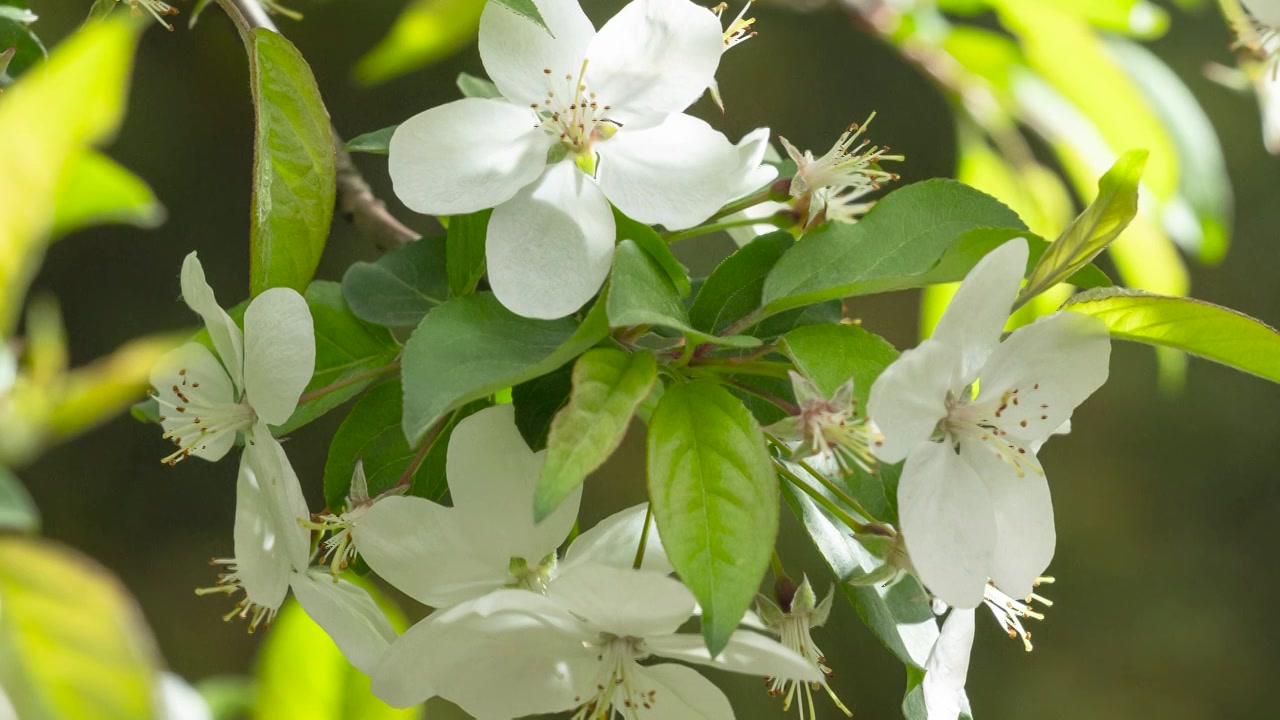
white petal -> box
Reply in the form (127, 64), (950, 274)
(726, 127), (779, 202)
(487, 160), (615, 319)
(866, 340), (960, 464)
(963, 444), (1055, 600)
(389, 99), (554, 216)
(1258, 57), (1280, 154)
(151, 343), (237, 462)
(561, 503), (672, 574)
(156, 673), (211, 720)
(929, 238), (1027, 382)
(647, 630), (821, 682)
(180, 252), (244, 389)
(631, 663), (734, 720)
(1245, 0), (1280, 27)
(923, 609), (975, 720)
(353, 496), (508, 608)
(725, 201), (788, 247)
(232, 441), (300, 611)
(447, 404), (582, 562)
(244, 431), (312, 572)
(370, 590), (588, 712)
(546, 565), (694, 637)
(976, 311), (1110, 447)
(242, 287), (314, 427)
(585, 0), (723, 118)
(479, 0), (596, 107)
(290, 569), (398, 675)
(595, 114), (743, 230)
(898, 440), (994, 609)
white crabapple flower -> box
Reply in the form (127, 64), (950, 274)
(350, 404), (670, 609)
(766, 371), (881, 476)
(707, 0), (759, 111)
(389, 0), (775, 320)
(301, 460), (407, 578)
(866, 238), (1110, 608)
(755, 575), (851, 719)
(149, 253), (315, 466)
(779, 115), (903, 229)
(372, 567), (821, 718)
(117, 0), (179, 30)
(1241, 1), (1280, 152)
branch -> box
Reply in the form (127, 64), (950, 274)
(216, 0), (422, 250)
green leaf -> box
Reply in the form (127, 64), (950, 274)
(247, 28), (336, 297)
(275, 282), (401, 435)
(355, 0), (485, 85)
(781, 486), (938, 669)
(344, 126), (397, 155)
(609, 240), (759, 348)
(0, 466), (37, 533)
(457, 71), (501, 99)
(446, 209), (490, 298)
(615, 209), (690, 298)
(914, 227), (1111, 294)
(253, 593), (414, 720)
(782, 324), (899, 401)
(0, 537), (161, 720)
(0, 19), (140, 334)
(760, 180), (1025, 315)
(490, 0), (549, 33)
(1062, 288), (1280, 383)
(534, 349), (657, 521)
(689, 231), (794, 335)
(512, 364), (574, 452)
(342, 238), (449, 327)
(323, 380), (451, 513)
(1018, 150), (1146, 305)
(50, 151), (164, 239)
(646, 381), (777, 655)
(401, 292), (608, 445)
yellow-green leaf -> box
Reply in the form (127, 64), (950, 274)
(355, 0), (483, 84)
(51, 150), (164, 239)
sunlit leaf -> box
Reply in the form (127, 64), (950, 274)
(355, 0), (484, 84)
(50, 151), (164, 239)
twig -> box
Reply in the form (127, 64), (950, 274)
(217, 0), (421, 250)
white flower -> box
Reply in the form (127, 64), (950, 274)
(117, 0), (179, 30)
(371, 568), (821, 717)
(707, 1), (759, 111)
(290, 567), (399, 675)
(756, 575), (851, 718)
(1243, 1), (1280, 152)
(149, 252), (315, 465)
(155, 673), (211, 720)
(866, 238), (1110, 608)
(388, 0), (773, 319)
(779, 115), (902, 228)
(767, 371), (880, 476)
(303, 461), (406, 577)
(352, 404), (669, 608)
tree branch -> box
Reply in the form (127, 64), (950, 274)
(216, 0), (422, 250)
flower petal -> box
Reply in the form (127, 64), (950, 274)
(1258, 56), (1280, 154)
(1246, 0), (1280, 27)
(585, 0), (722, 118)
(354, 496), (507, 608)
(595, 114), (744, 230)
(726, 127), (779, 202)
(546, 564), (694, 637)
(156, 673), (211, 720)
(923, 609), (975, 720)
(976, 311), (1110, 447)
(963, 444), (1055, 600)
(245, 431), (312, 572)
(151, 343), (238, 462)
(232, 436), (307, 611)
(631, 663), (734, 720)
(180, 252), (244, 389)
(389, 98), (554, 216)
(929, 238), (1028, 382)
(487, 160), (615, 319)
(241, 287), (314, 427)
(447, 404), (582, 562)
(290, 569), (397, 675)
(370, 590), (588, 712)
(898, 440), (994, 609)
(866, 339), (960, 464)
(479, 0), (596, 107)
(647, 630), (821, 682)
(562, 503), (672, 574)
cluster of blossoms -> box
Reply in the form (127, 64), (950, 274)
(1240, 1), (1280, 151)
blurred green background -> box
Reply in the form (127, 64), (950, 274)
(18, 1), (1280, 718)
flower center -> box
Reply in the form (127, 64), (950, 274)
(122, 0), (179, 30)
(152, 365), (255, 466)
(941, 382), (1054, 478)
(302, 505), (369, 578)
(532, 61), (616, 166)
(571, 635), (657, 720)
(767, 615), (851, 719)
(194, 557), (278, 633)
(981, 577), (1054, 651)
(792, 114), (902, 199)
(800, 401), (880, 475)
(508, 554), (557, 594)
(715, 1), (758, 50)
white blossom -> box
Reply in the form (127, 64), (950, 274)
(388, 0), (774, 319)
(867, 239), (1110, 607)
(756, 575), (851, 718)
(150, 253), (314, 465)
(779, 115), (902, 228)
(767, 371), (880, 476)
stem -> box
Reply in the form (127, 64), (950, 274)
(774, 457), (870, 534)
(720, 377), (800, 415)
(661, 216), (783, 244)
(718, 308), (766, 338)
(632, 504), (654, 569)
(795, 457), (881, 525)
(688, 359), (792, 379)
(216, 0), (421, 250)
(297, 361), (398, 405)
(710, 188), (776, 222)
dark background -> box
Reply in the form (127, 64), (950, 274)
(19, 1), (1280, 718)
